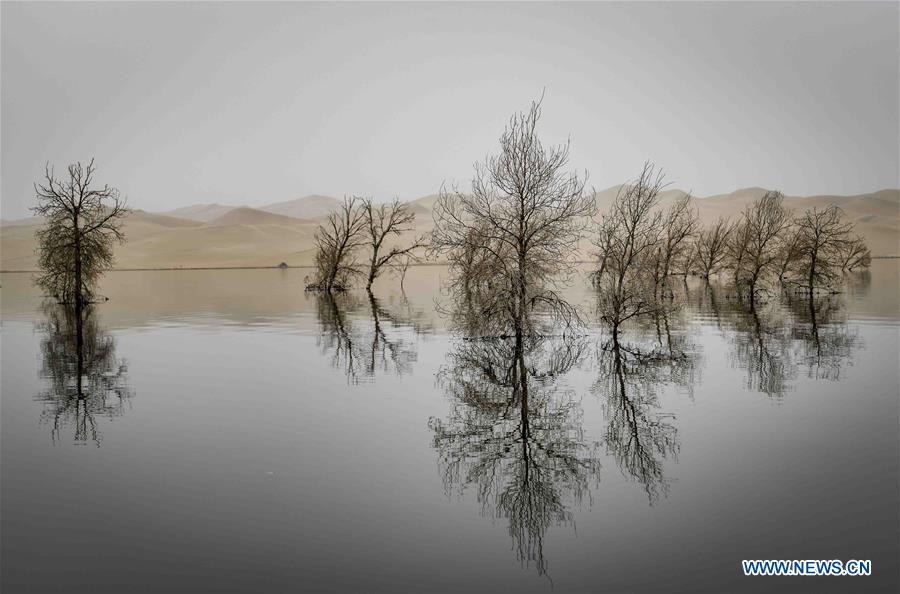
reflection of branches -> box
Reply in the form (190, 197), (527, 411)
(731, 300), (794, 398)
(35, 303), (132, 446)
(314, 292), (423, 382)
(315, 292), (365, 381)
(649, 309), (701, 397)
(594, 336), (685, 503)
(786, 294), (860, 381)
(695, 283), (861, 398)
(429, 331), (599, 577)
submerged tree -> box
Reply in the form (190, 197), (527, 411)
(32, 160), (128, 307)
(839, 235), (872, 272)
(361, 198), (427, 291)
(694, 217), (734, 280)
(312, 196), (368, 292)
(432, 97), (594, 337)
(790, 205), (854, 294)
(775, 226), (804, 283)
(729, 190), (792, 305)
(653, 193), (698, 285)
(593, 162), (666, 337)
(780, 204), (872, 291)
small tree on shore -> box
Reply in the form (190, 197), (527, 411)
(312, 196), (367, 292)
(32, 160), (127, 307)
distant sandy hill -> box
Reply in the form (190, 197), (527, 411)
(162, 203), (238, 222)
(129, 210), (204, 228)
(2, 187), (897, 271)
(260, 195), (341, 220)
(207, 207), (310, 226)
(0, 215), (43, 227)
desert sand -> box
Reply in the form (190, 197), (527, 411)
(2, 189), (897, 271)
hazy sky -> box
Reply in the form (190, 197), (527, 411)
(2, 1), (898, 218)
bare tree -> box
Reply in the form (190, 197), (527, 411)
(312, 196), (367, 292)
(695, 217), (733, 280)
(730, 190), (792, 305)
(593, 162), (666, 337)
(726, 215), (753, 288)
(431, 97), (594, 337)
(653, 193), (698, 285)
(32, 160), (128, 308)
(791, 205), (853, 293)
(392, 253), (414, 292)
(839, 234), (871, 272)
(362, 198), (427, 291)
(776, 224), (803, 283)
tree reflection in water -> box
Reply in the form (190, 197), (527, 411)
(36, 303), (132, 446)
(787, 293), (860, 381)
(696, 281), (861, 398)
(594, 330), (692, 504)
(429, 331), (600, 576)
(314, 291), (428, 382)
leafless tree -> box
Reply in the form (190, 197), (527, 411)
(431, 97), (594, 337)
(839, 234), (871, 272)
(791, 205), (853, 294)
(32, 160), (128, 308)
(312, 196), (367, 292)
(653, 193), (698, 285)
(362, 197), (427, 291)
(593, 162), (666, 337)
(392, 254), (414, 292)
(730, 190), (792, 306)
(694, 217), (733, 280)
(776, 224), (804, 283)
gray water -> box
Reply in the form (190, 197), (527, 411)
(2, 262), (898, 593)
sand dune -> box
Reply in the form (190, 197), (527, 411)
(207, 206), (311, 227)
(161, 203), (239, 222)
(2, 187), (897, 271)
(260, 195), (342, 219)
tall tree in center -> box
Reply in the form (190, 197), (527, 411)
(431, 98), (595, 337)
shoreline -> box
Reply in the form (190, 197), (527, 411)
(2, 256), (898, 275)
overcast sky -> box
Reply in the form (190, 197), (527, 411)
(2, 1), (898, 218)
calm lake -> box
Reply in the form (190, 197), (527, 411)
(2, 262), (898, 593)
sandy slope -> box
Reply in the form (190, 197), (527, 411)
(2, 188), (897, 271)
(162, 203), (238, 222)
(260, 195), (342, 219)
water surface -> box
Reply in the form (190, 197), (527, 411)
(2, 263), (898, 593)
